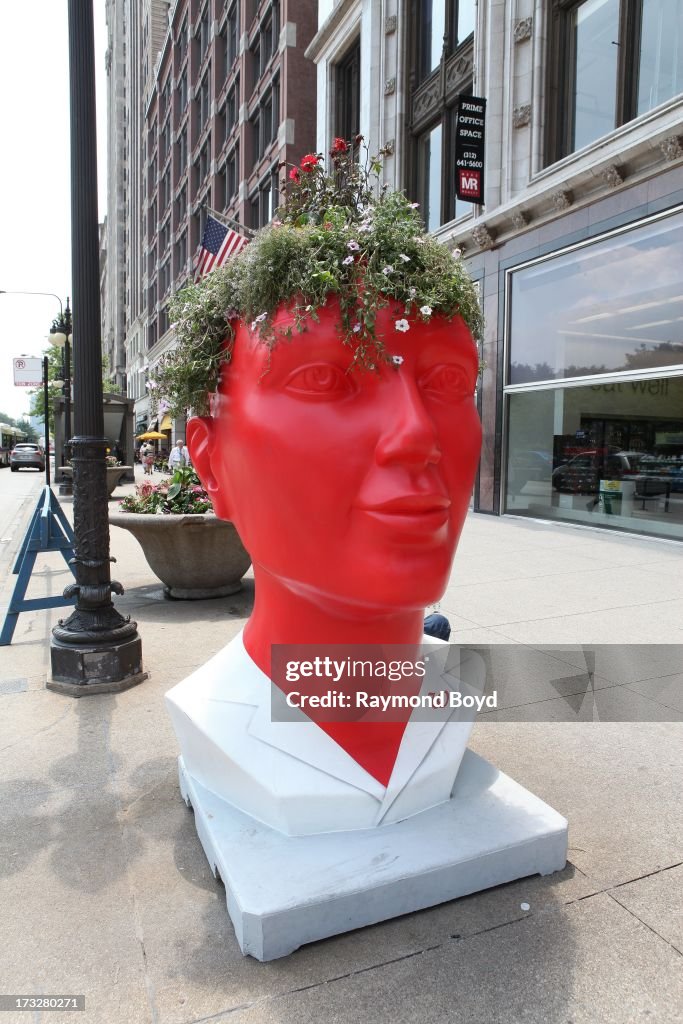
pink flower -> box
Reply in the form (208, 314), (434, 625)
(300, 153), (319, 172)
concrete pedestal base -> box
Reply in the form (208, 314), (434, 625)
(178, 750), (568, 961)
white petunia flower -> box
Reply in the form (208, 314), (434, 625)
(342, 255), (355, 265)
(383, 265), (394, 275)
(255, 312), (268, 322)
(453, 248), (462, 258)
(392, 355), (405, 365)
(419, 305), (433, 317)
(409, 287), (417, 298)
(394, 320), (410, 333)
(347, 240), (360, 251)
(398, 254), (410, 263)
(352, 322), (361, 333)
(409, 202), (420, 209)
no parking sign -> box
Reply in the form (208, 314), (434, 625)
(12, 356), (42, 387)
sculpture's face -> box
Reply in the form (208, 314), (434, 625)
(189, 301), (481, 612)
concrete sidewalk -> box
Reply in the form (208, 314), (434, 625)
(1, 470), (682, 1024)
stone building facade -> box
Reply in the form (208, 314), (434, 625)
(307, 0), (683, 542)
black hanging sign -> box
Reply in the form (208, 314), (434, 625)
(454, 95), (486, 203)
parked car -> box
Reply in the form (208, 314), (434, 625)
(551, 450), (635, 494)
(10, 443), (46, 472)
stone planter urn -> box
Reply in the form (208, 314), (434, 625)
(61, 465), (132, 497)
(109, 512), (251, 599)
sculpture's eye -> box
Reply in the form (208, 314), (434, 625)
(284, 363), (354, 399)
(419, 364), (474, 399)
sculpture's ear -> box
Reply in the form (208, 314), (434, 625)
(186, 416), (232, 519)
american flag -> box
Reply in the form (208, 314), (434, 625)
(194, 213), (249, 280)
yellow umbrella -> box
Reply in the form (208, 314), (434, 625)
(136, 431), (167, 441)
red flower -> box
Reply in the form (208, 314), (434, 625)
(300, 153), (320, 172)
(330, 137), (348, 154)
(289, 167), (300, 183)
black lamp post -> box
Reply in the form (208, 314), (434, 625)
(48, 0), (145, 696)
(49, 298), (73, 495)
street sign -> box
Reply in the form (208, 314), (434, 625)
(454, 95), (486, 204)
(12, 357), (43, 387)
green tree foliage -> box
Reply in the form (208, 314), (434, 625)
(0, 411), (37, 442)
(29, 348), (121, 432)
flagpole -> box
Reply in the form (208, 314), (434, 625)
(201, 203), (257, 239)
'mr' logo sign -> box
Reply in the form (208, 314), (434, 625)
(458, 169), (481, 198)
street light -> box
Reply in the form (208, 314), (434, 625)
(47, 0), (145, 695)
(49, 299), (73, 495)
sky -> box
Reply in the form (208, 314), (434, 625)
(0, 1), (107, 422)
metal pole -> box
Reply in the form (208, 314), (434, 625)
(49, 0), (145, 696)
(58, 299), (73, 496)
(43, 356), (51, 487)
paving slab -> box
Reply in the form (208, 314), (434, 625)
(469, 722), (683, 887)
(209, 893), (683, 1024)
(610, 863), (683, 955)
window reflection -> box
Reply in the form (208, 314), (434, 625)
(571, 0), (619, 151)
(420, 0), (446, 77)
(509, 212), (683, 385)
(419, 124), (443, 232)
(506, 378), (683, 540)
(638, 0), (683, 114)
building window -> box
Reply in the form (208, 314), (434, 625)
(176, 184), (187, 222)
(198, 135), (212, 184)
(225, 3), (239, 70)
(160, 167), (171, 210)
(178, 16), (188, 60)
(178, 70), (188, 114)
(417, 124), (442, 233)
(504, 209), (683, 542)
(225, 145), (239, 203)
(160, 118), (171, 164)
(250, 166), (279, 229)
(159, 259), (171, 299)
(177, 128), (188, 176)
(198, 69), (211, 132)
(547, 0), (683, 163)
(159, 217), (171, 255)
(176, 230), (188, 277)
(160, 76), (171, 118)
(418, 0), (475, 80)
(226, 76), (240, 134)
(335, 37), (360, 142)
(198, 4), (210, 64)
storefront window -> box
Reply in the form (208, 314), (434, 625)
(509, 211), (683, 385)
(506, 209), (683, 540)
(505, 377), (683, 540)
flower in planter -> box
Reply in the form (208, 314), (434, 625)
(151, 140), (483, 417)
(119, 467), (213, 515)
(300, 153), (320, 173)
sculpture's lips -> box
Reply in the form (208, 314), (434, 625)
(359, 495), (451, 514)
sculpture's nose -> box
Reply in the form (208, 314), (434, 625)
(375, 375), (441, 468)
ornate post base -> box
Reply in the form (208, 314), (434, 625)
(47, 435), (146, 696)
(48, 634), (146, 696)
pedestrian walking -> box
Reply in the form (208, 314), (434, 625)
(140, 441), (155, 475)
(168, 439), (190, 473)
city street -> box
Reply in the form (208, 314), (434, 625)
(0, 468), (681, 1023)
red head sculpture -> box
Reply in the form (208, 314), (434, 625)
(188, 299), (482, 783)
